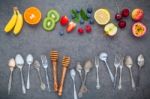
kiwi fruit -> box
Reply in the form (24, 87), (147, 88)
(47, 9), (60, 23)
(43, 17), (56, 31)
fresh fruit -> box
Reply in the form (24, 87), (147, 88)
(66, 21), (76, 33)
(118, 20), (126, 28)
(47, 9), (60, 22)
(24, 6), (41, 25)
(104, 23), (118, 36)
(87, 13), (92, 18)
(115, 13), (122, 21)
(80, 9), (89, 21)
(121, 8), (130, 17)
(85, 25), (92, 33)
(4, 7), (18, 33)
(132, 8), (144, 21)
(132, 22), (146, 37)
(87, 7), (93, 13)
(78, 27), (84, 35)
(59, 31), (64, 36)
(94, 9), (110, 25)
(60, 16), (69, 26)
(43, 17), (55, 31)
(89, 19), (94, 24)
(13, 8), (23, 35)
(76, 9), (80, 13)
(80, 19), (84, 24)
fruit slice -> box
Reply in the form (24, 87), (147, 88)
(132, 22), (146, 37)
(94, 9), (110, 25)
(47, 9), (60, 22)
(24, 6), (41, 25)
(104, 23), (118, 36)
(66, 21), (76, 33)
(43, 17), (55, 31)
(60, 16), (69, 26)
(132, 8), (144, 21)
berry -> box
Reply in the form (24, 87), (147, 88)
(78, 27), (84, 35)
(87, 13), (92, 18)
(118, 20), (126, 28)
(115, 13), (122, 21)
(87, 7), (93, 13)
(121, 8), (130, 17)
(76, 9), (80, 13)
(59, 31), (64, 36)
(89, 19), (94, 24)
(80, 19), (84, 24)
(85, 25), (92, 33)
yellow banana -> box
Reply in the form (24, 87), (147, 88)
(4, 7), (17, 33)
(13, 9), (23, 35)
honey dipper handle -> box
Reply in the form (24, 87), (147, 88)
(58, 67), (67, 96)
(53, 62), (58, 92)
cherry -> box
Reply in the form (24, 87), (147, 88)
(85, 25), (92, 33)
(115, 13), (122, 21)
(121, 8), (130, 17)
(118, 20), (126, 28)
(78, 27), (84, 35)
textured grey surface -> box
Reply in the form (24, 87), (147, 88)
(0, 0), (150, 99)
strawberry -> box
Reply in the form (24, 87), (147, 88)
(60, 16), (69, 26)
(66, 21), (76, 33)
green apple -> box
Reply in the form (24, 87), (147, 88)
(104, 23), (118, 36)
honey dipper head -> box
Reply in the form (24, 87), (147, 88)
(50, 50), (59, 61)
(62, 56), (71, 68)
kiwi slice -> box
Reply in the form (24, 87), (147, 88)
(47, 9), (60, 23)
(43, 17), (55, 31)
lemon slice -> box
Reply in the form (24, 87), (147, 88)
(94, 9), (110, 25)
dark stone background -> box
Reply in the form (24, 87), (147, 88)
(0, 0), (150, 99)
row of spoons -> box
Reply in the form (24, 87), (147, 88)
(8, 54), (51, 95)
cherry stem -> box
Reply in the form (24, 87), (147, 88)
(115, 0), (120, 13)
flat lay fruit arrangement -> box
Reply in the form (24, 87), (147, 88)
(1, 0), (149, 99)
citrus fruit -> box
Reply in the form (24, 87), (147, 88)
(94, 9), (110, 25)
(24, 6), (41, 25)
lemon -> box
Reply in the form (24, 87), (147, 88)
(94, 9), (110, 25)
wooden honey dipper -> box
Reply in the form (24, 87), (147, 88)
(50, 50), (59, 92)
(58, 56), (71, 96)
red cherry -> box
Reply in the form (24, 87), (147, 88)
(85, 25), (92, 33)
(118, 20), (126, 28)
(121, 8), (130, 17)
(60, 16), (69, 26)
(115, 13), (122, 21)
(78, 27), (84, 35)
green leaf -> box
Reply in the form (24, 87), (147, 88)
(71, 9), (79, 22)
(80, 9), (88, 21)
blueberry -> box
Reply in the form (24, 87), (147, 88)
(89, 19), (94, 24)
(59, 31), (64, 36)
(87, 7), (93, 13)
(87, 13), (92, 18)
(80, 19), (84, 24)
(76, 8), (80, 13)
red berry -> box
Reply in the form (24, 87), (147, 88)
(78, 27), (84, 35)
(121, 8), (130, 17)
(118, 20), (126, 28)
(85, 25), (92, 33)
(60, 16), (69, 26)
(115, 13), (122, 21)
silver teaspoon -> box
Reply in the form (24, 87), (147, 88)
(137, 54), (144, 87)
(95, 56), (100, 89)
(99, 52), (114, 83)
(26, 54), (33, 89)
(8, 58), (16, 95)
(15, 54), (26, 94)
(118, 57), (124, 90)
(70, 69), (78, 99)
(33, 60), (46, 91)
(76, 62), (83, 81)
(125, 56), (136, 90)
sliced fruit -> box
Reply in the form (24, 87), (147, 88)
(85, 25), (92, 33)
(104, 23), (118, 36)
(132, 8), (144, 21)
(115, 13), (122, 21)
(47, 9), (60, 22)
(60, 16), (69, 26)
(43, 17), (55, 31)
(132, 22), (146, 37)
(66, 21), (76, 33)
(24, 6), (41, 25)
(118, 20), (126, 29)
(94, 9), (110, 25)
(121, 8), (130, 17)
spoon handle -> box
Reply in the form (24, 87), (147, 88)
(136, 67), (141, 87)
(20, 69), (26, 94)
(96, 67), (100, 89)
(45, 69), (51, 92)
(8, 70), (13, 95)
(37, 69), (46, 90)
(73, 79), (78, 99)
(129, 68), (136, 90)
(118, 67), (122, 90)
(26, 64), (30, 89)
(114, 67), (118, 88)
(105, 61), (114, 83)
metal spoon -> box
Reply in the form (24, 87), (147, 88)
(99, 52), (114, 83)
(26, 54), (33, 89)
(70, 69), (78, 99)
(78, 60), (93, 98)
(95, 56), (100, 89)
(33, 60), (46, 91)
(76, 62), (83, 80)
(114, 55), (120, 88)
(118, 57), (124, 90)
(8, 58), (16, 95)
(15, 54), (26, 94)
(137, 54), (144, 87)
(125, 56), (136, 90)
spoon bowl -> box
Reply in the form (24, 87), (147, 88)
(26, 54), (33, 65)
(70, 69), (76, 79)
(137, 54), (144, 68)
(125, 56), (133, 68)
(15, 54), (24, 69)
(99, 52), (108, 62)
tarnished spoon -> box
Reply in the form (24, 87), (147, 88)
(76, 62), (83, 80)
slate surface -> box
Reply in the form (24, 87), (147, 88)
(0, 0), (150, 99)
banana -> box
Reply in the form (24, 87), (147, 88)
(13, 9), (23, 36)
(4, 7), (17, 33)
